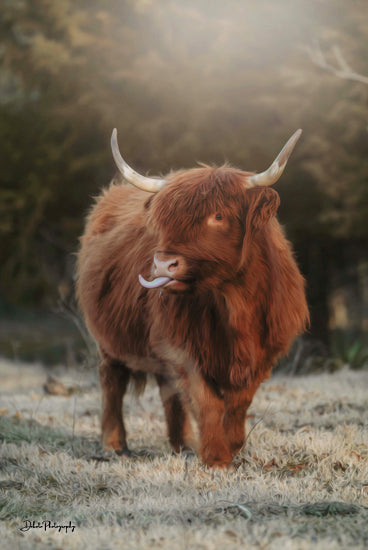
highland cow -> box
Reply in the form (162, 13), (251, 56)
(76, 129), (309, 468)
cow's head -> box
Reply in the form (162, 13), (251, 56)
(111, 129), (301, 293)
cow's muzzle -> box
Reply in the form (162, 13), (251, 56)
(138, 254), (186, 290)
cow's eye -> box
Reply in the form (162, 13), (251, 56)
(215, 213), (223, 221)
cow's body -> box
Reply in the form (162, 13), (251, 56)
(77, 134), (309, 468)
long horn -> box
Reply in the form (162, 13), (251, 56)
(111, 128), (167, 193)
(246, 129), (302, 188)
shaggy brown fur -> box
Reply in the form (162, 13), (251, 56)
(76, 165), (309, 467)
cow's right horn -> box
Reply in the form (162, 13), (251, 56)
(246, 129), (302, 188)
(111, 129), (167, 193)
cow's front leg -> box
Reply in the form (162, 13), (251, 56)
(155, 374), (196, 453)
(222, 385), (259, 457)
(186, 373), (232, 468)
(99, 356), (130, 455)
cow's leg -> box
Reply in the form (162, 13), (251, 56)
(155, 374), (196, 453)
(99, 356), (130, 455)
(185, 373), (232, 468)
(222, 385), (259, 457)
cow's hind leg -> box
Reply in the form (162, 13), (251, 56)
(99, 356), (130, 455)
(155, 374), (196, 454)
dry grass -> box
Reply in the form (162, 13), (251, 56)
(0, 359), (367, 549)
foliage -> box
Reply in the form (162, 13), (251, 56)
(331, 330), (368, 369)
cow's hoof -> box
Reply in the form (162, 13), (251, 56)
(115, 447), (133, 458)
(201, 442), (233, 469)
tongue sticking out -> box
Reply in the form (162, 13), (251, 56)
(138, 274), (172, 289)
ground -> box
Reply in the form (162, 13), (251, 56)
(0, 359), (367, 550)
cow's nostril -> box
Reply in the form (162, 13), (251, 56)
(153, 255), (180, 276)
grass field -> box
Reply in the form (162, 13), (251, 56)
(0, 359), (367, 549)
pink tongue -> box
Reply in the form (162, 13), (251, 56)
(138, 274), (172, 289)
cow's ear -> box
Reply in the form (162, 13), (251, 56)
(240, 187), (280, 267)
(245, 187), (280, 234)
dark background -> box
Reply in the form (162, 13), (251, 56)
(1, 0), (368, 367)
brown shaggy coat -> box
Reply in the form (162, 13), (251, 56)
(76, 165), (309, 467)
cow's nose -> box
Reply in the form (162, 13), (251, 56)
(153, 254), (180, 277)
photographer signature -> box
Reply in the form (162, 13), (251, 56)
(19, 520), (76, 534)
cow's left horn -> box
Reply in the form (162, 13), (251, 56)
(111, 129), (167, 193)
(247, 129), (302, 188)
